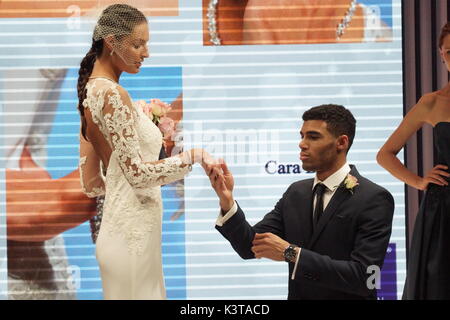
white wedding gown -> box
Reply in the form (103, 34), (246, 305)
(78, 77), (191, 299)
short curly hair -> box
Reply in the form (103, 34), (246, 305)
(302, 104), (356, 152)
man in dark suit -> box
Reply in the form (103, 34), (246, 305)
(206, 104), (395, 300)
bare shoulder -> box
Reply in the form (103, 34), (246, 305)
(417, 92), (438, 109)
(408, 92), (438, 119)
(406, 91), (450, 126)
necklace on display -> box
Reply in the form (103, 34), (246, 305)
(207, 0), (358, 45)
(336, 0), (358, 40)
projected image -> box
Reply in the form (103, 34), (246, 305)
(1, 0), (405, 300)
(3, 67), (185, 299)
(202, 0), (393, 45)
(0, 0), (188, 300)
(0, 0), (178, 17)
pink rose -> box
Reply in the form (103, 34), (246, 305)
(134, 100), (147, 110)
(150, 99), (171, 117)
(135, 100), (154, 120)
(144, 104), (153, 121)
(143, 103), (154, 120)
(158, 116), (175, 140)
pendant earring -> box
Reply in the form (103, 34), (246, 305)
(110, 50), (114, 57)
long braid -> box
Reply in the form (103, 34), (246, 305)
(77, 40), (103, 140)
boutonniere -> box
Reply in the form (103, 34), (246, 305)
(134, 99), (176, 141)
(344, 174), (359, 194)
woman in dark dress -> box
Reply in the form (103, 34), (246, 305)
(377, 22), (450, 299)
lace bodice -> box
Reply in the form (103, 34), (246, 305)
(79, 78), (191, 196)
(78, 77), (191, 254)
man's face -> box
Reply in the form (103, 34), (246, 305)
(299, 120), (341, 173)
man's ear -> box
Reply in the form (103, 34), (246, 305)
(337, 135), (349, 152)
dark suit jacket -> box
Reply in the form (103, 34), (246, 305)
(216, 166), (395, 300)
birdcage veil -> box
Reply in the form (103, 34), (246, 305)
(84, 1), (150, 66)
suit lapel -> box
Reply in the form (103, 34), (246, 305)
(307, 166), (360, 249)
(298, 180), (314, 245)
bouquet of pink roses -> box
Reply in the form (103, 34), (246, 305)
(134, 98), (176, 141)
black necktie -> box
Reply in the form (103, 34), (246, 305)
(313, 183), (327, 225)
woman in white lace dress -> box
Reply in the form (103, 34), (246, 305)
(76, 4), (211, 299)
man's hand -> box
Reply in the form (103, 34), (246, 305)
(205, 159), (235, 212)
(251, 232), (289, 261)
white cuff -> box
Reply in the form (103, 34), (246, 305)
(215, 201), (238, 227)
(290, 248), (302, 280)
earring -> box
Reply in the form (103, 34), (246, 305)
(110, 50), (114, 57)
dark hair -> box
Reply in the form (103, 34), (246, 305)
(302, 104), (356, 152)
(439, 22), (450, 49)
(77, 4), (147, 140)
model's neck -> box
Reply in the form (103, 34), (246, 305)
(316, 157), (348, 181)
(91, 55), (121, 83)
(439, 82), (450, 97)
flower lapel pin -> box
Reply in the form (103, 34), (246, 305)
(344, 174), (359, 194)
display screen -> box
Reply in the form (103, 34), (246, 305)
(0, 0), (404, 300)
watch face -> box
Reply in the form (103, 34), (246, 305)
(284, 245), (297, 263)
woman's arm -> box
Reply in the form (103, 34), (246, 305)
(101, 85), (212, 192)
(377, 94), (449, 190)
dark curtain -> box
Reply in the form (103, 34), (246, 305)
(402, 0), (450, 255)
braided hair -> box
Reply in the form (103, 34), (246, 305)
(77, 4), (147, 140)
(77, 39), (103, 140)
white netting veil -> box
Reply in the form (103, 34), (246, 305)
(77, 1), (152, 141)
(86, 2), (149, 66)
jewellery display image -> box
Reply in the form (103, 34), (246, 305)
(204, 0), (392, 45)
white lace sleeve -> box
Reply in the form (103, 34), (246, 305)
(102, 85), (191, 190)
(79, 133), (106, 198)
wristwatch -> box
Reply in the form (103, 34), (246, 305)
(284, 244), (299, 263)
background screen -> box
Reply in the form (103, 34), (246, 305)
(0, 0), (404, 300)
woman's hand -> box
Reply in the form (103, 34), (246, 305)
(417, 165), (450, 190)
(181, 148), (216, 167)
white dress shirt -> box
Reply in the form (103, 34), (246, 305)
(216, 162), (351, 280)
